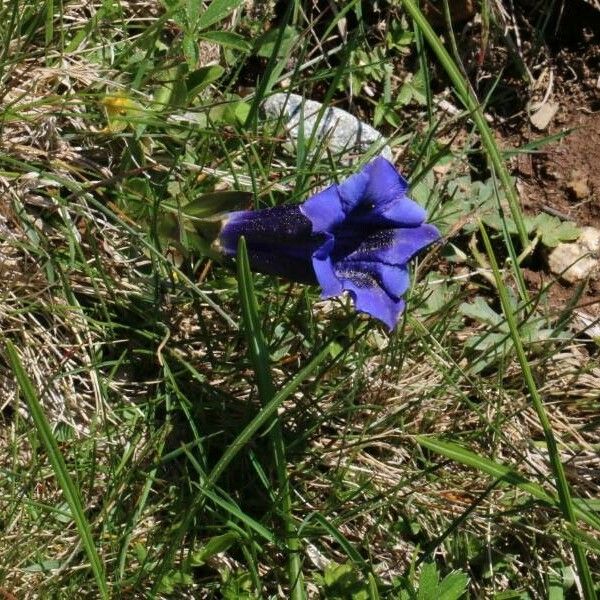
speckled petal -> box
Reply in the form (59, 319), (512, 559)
(335, 261), (410, 299)
(218, 204), (321, 282)
(335, 267), (406, 330)
(219, 205), (314, 256)
(337, 224), (440, 266)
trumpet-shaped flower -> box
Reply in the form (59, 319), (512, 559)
(215, 157), (440, 329)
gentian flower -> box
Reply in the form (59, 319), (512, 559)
(214, 157), (440, 329)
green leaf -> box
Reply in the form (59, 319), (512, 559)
(200, 30), (251, 51)
(531, 213), (580, 248)
(459, 297), (504, 327)
(255, 25), (298, 58)
(182, 31), (199, 68)
(419, 272), (459, 318)
(222, 570), (257, 599)
(158, 570), (194, 594)
(410, 68), (427, 105)
(24, 560), (62, 573)
(183, 190), (252, 219)
(189, 532), (239, 566)
(396, 68), (426, 106)
(152, 64), (188, 110)
(197, 0), (245, 30)
(417, 563), (439, 600)
(319, 562), (371, 600)
(437, 571), (469, 600)
(232, 100), (250, 124)
(187, 64), (225, 97)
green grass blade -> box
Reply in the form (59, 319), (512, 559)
(478, 223), (597, 599)
(245, 0), (295, 128)
(207, 323), (351, 486)
(5, 340), (109, 599)
(400, 0), (529, 250)
(415, 436), (600, 531)
(236, 236), (277, 404)
(199, 488), (275, 543)
(151, 322), (350, 593)
(236, 236), (306, 600)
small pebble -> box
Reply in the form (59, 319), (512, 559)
(567, 170), (591, 200)
(548, 226), (600, 283)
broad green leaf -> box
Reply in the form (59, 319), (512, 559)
(182, 31), (199, 68)
(189, 532), (239, 566)
(183, 190), (252, 218)
(158, 570), (194, 594)
(200, 30), (251, 51)
(482, 212), (521, 236)
(187, 64), (225, 97)
(437, 571), (469, 600)
(532, 213), (580, 248)
(318, 562), (370, 600)
(24, 560), (62, 573)
(417, 563), (439, 600)
(197, 0), (244, 30)
(459, 297), (504, 327)
(152, 65), (188, 110)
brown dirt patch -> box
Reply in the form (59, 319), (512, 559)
(515, 106), (600, 320)
(505, 32), (600, 321)
(517, 109), (600, 231)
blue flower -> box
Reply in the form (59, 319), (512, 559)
(216, 157), (440, 329)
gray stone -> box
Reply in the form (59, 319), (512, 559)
(262, 93), (392, 163)
(548, 226), (600, 283)
(529, 100), (559, 130)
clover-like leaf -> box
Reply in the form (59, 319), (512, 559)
(531, 213), (580, 248)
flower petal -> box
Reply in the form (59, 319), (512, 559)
(335, 224), (440, 266)
(239, 247), (318, 283)
(336, 268), (406, 329)
(335, 261), (410, 299)
(311, 235), (343, 297)
(373, 195), (426, 227)
(217, 205), (321, 282)
(219, 205), (314, 255)
(358, 157), (427, 226)
(300, 185), (344, 233)
(364, 156), (409, 198)
(336, 169), (369, 213)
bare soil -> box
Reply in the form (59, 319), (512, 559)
(505, 32), (600, 319)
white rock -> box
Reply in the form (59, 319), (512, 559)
(262, 93), (392, 163)
(529, 100), (559, 130)
(548, 226), (600, 283)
